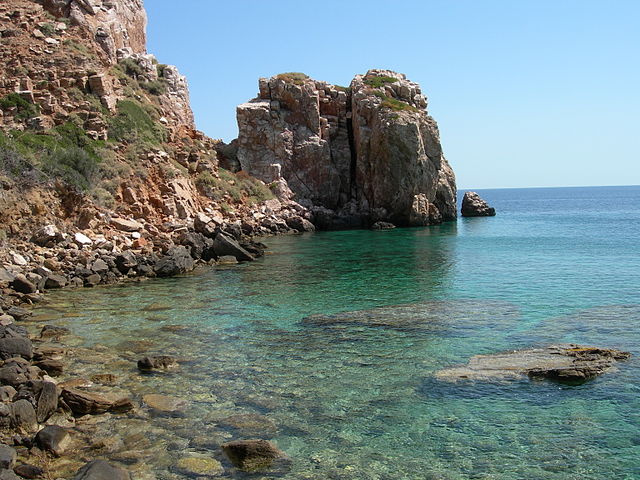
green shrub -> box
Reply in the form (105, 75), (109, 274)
(0, 93), (40, 121)
(335, 85), (352, 94)
(371, 91), (419, 112)
(38, 23), (56, 37)
(139, 79), (167, 96)
(42, 146), (99, 190)
(108, 100), (166, 145)
(156, 64), (168, 78)
(364, 75), (398, 88)
(276, 72), (309, 85)
(119, 58), (144, 78)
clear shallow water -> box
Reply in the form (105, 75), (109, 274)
(33, 186), (640, 479)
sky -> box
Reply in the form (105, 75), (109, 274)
(145, 0), (639, 189)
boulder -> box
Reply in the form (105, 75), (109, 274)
(371, 221), (396, 230)
(115, 251), (138, 274)
(193, 212), (217, 238)
(91, 259), (109, 274)
(39, 325), (70, 340)
(35, 381), (58, 422)
(5, 308), (30, 321)
(285, 216), (315, 232)
(31, 225), (63, 247)
(44, 274), (67, 289)
(0, 338), (33, 361)
(212, 233), (255, 262)
(61, 388), (133, 415)
(72, 460), (131, 480)
(221, 439), (284, 472)
(0, 469), (20, 480)
(10, 400), (37, 432)
(154, 247), (194, 277)
(436, 344), (631, 384)
(0, 444), (16, 469)
(13, 464), (44, 479)
(137, 355), (178, 372)
(9, 275), (36, 295)
(461, 191), (496, 217)
(74, 233), (93, 247)
(110, 217), (143, 232)
(35, 425), (70, 456)
(0, 387), (16, 403)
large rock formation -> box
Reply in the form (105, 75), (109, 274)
(236, 70), (457, 228)
(461, 191), (496, 217)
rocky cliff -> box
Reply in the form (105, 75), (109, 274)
(236, 70), (457, 228)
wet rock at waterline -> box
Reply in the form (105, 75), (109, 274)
(34, 425), (71, 456)
(461, 191), (496, 217)
(61, 388), (134, 415)
(436, 344), (630, 383)
(137, 355), (179, 372)
(175, 457), (224, 477)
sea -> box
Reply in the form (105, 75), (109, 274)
(32, 185), (640, 479)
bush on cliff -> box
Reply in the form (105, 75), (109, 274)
(108, 100), (166, 145)
(364, 76), (398, 88)
(0, 93), (40, 121)
(276, 72), (309, 85)
(195, 169), (274, 205)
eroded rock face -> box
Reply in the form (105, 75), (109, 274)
(236, 70), (457, 228)
(40, 0), (147, 62)
(461, 191), (496, 217)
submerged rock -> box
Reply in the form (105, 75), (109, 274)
(175, 457), (223, 477)
(436, 344), (630, 384)
(62, 388), (134, 415)
(72, 460), (130, 480)
(221, 439), (284, 472)
(461, 191), (496, 217)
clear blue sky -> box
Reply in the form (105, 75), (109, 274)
(146, 1), (639, 189)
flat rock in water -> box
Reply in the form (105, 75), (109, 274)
(436, 344), (631, 384)
(142, 394), (187, 413)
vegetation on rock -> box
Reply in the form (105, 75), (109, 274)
(363, 75), (398, 88)
(276, 72), (309, 85)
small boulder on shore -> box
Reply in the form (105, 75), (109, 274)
(461, 191), (496, 217)
(72, 460), (131, 480)
(137, 355), (178, 372)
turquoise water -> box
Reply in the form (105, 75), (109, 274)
(34, 186), (640, 479)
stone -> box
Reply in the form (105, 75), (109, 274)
(194, 212), (216, 238)
(0, 444), (16, 469)
(91, 259), (109, 274)
(39, 325), (70, 339)
(436, 344), (631, 384)
(221, 439), (284, 472)
(115, 251), (137, 273)
(212, 233), (255, 262)
(219, 413), (277, 438)
(0, 317), (13, 327)
(0, 338), (33, 361)
(90, 374), (116, 385)
(13, 464), (44, 479)
(84, 274), (101, 287)
(61, 388), (134, 415)
(217, 256), (238, 265)
(10, 400), (37, 432)
(74, 233), (93, 246)
(35, 381), (58, 422)
(285, 216), (316, 232)
(44, 274), (66, 289)
(35, 425), (70, 456)
(0, 269), (15, 284)
(5, 307), (30, 321)
(9, 253), (27, 267)
(111, 218), (143, 232)
(10, 275), (36, 295)
(0, 469), (20, 480)
(0, 387), (16, 403)
(137, 355), (178, 372)
(31, 225), (63, 246)
(371, 221), (396, 230)
(175, 457), (223, 477)
(154, 246), (194, 277)
(461, 191), (496, 217)
(142, 394), (187, 413)
(72, 460), (131, 480)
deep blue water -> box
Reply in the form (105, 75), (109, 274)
(34, 185), (640, 479)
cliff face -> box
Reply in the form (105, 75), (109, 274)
(236, 70), (457, 227)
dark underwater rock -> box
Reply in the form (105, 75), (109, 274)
(221, 439), (284, 472)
